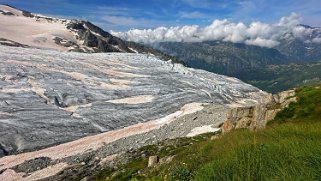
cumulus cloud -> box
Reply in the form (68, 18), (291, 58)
(292, 26), (313, 39)
(112, 13), (319, 48)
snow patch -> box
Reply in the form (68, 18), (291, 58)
(156, 103), (204, 124)
(186, 125), (221, 137)
(0, 10), (78, 51)
(128, 47), (138, 53)
(106, 95), (154, 104)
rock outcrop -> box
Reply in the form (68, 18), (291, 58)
(223, 89), (296, 133)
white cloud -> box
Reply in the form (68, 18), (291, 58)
(245, 38), (280, 47)
(292, 26), (313, 39)
(112, 13), (319, 48)
(277, 12), (302, 27)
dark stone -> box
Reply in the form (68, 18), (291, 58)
(83, 32), (98, 48)
(54, 96), (64, 107)
(12, 157), (53, 173)
(0, 169), (6, 174)
(0, 38), (30, 48)
(0, 145), (8, 157)
(21, 10), (34, 18)
(0, 10), (14, 16)
(0, 148), (8, 157)
(66, 22), (85, 30)
(53, 37), (78, 48)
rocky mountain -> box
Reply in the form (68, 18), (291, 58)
(0, 44), (288, 180)
(0, 4), (178, 63)
(277, 25), (321, 61)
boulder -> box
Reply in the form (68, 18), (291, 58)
(148, 156), (159, 167)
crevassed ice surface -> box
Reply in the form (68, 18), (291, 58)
(0, 45), (264, 154)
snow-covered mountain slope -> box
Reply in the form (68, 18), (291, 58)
(0, 5), (176, 60)
(0, 5), (83, 51)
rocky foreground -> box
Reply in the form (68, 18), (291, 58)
(0, 45), (293, 180)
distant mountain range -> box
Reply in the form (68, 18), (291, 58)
(154, 41), (287, 75)
(149, 26), (321, 92)
(152, 26), (321, 76)
(0, 4), (180, 63)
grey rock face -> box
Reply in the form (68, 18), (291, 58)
(0, 45), (267, 155)
(65, 20), (131, 53)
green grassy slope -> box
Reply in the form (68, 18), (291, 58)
(96, 86), (321, 181)
(239, 62), (321, 93)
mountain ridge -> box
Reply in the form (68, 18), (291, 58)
(0, 4), (182, 63)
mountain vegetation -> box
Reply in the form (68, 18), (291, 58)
(238, 61), (321, 93)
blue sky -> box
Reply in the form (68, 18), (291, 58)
(1, 0), (320, 31)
